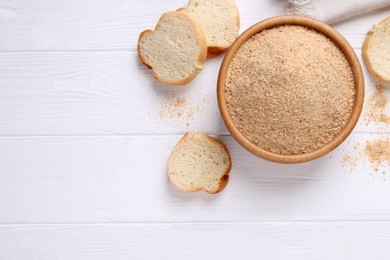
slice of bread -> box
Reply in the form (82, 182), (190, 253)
(180, 0), (240, 56)
(362, 16), (390, 82)
(168, 132), (232, 194)
(138, 11), (207, 85)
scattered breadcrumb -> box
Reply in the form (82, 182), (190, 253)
(340, 139), (389, 174)
(225, 25), (355, 155)
(341, 154), (359, 172)
(363, 82), (390, 125)
(175, 97), (186, 107)
(365, 139), (390, 172)
(156, 95), (203, 125)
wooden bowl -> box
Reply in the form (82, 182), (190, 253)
(217, 16), (364, 163)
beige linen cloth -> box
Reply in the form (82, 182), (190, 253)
(288, 0), (390, 24)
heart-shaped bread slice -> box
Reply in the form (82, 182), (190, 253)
(138, 11), (207, 85)
(362, 16), (390, 82)
(180, 0), (240, 56)
(168, 132), (232, 194)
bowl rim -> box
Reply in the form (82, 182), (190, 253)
(217, 15), (364, 163)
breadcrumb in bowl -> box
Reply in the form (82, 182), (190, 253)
(217, 16), (364, 163)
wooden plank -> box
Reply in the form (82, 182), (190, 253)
(0, 134), (388, 223)
(0, 51), (387, 136)
(0, 222), (390, 259)
(0, 0), (286, 52)
(0, 0), (388, 52)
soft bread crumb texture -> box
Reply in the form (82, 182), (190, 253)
(138, 12), (206, 84)
(168, 132), (231, 193)
(225, 25), (355, 155)
(364, 17), (390, 81)
(183, 0), (239, 50)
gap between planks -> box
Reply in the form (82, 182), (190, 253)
(2, 220), (390, 226)
(0, 132), (388, 138)
(0, 47), (366, 54)
(0, 49), (132, 54)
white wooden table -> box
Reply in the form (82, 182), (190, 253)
(0, 0), (389, 259)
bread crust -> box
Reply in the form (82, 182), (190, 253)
(137, 30), (153, 69)
(137, 12), (207, 86)
(168, 132), (232, 194)
(203, 133), (232, 194)
(181, 0), (240, 57)
(207, 46), (229, 57)
(362, 16), (390, 82)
